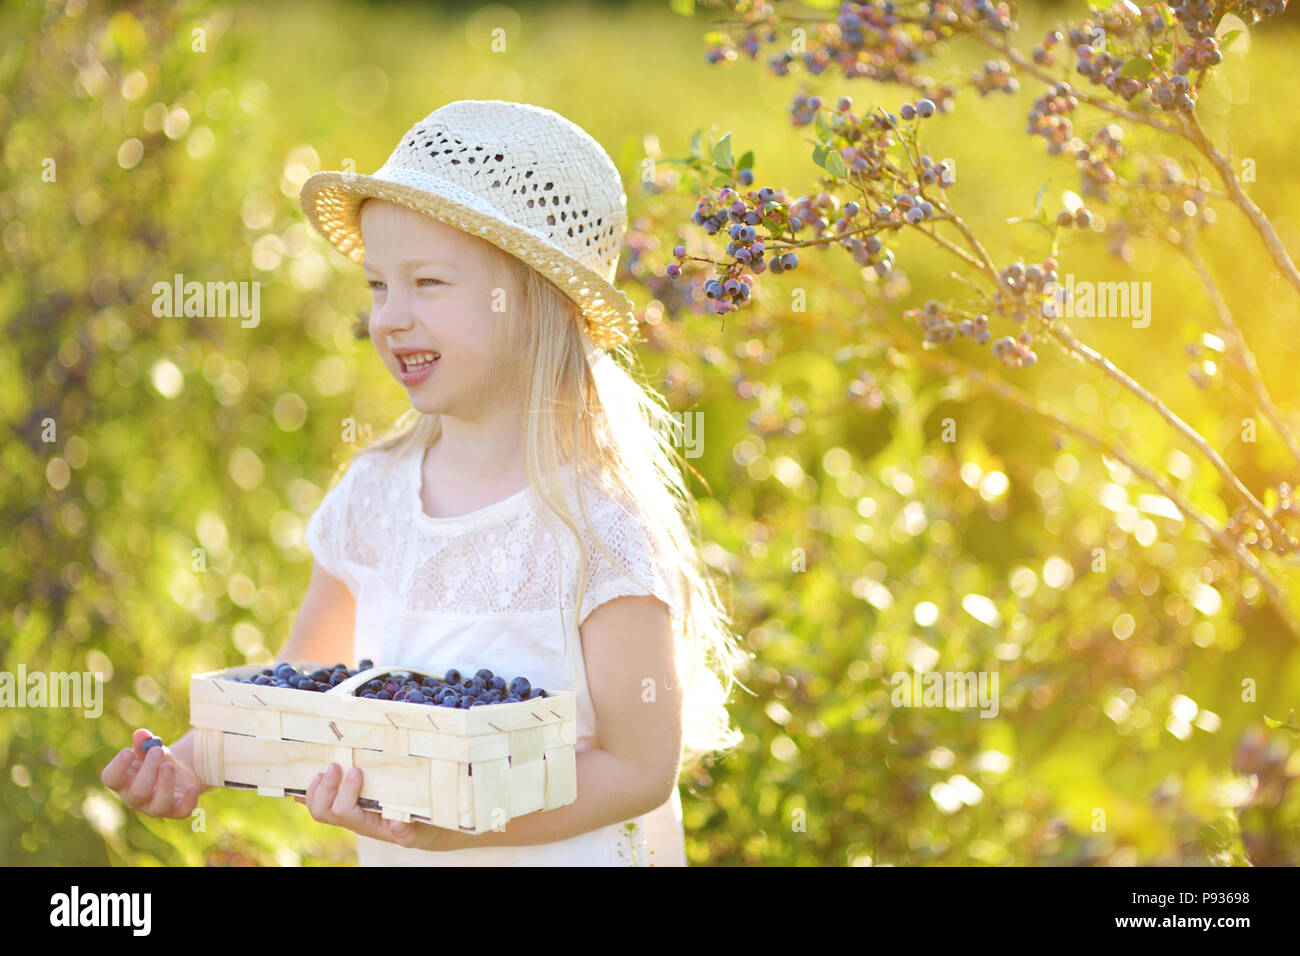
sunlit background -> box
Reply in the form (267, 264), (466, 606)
(3, 0), (1300, 865)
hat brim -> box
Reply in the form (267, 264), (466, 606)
(299, 170), (638, 352)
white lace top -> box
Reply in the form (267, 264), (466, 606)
(304, 437), (688, 866)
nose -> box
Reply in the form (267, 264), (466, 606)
(367, 285), (415, 337)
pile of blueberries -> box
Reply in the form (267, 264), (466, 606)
(232, 661), (364, 691)
(355, 666), (546, 709)
(227, 660), (548, 708)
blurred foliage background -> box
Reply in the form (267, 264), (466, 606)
(2, 0), (1299, 866)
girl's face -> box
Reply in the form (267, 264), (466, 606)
(359, 199), (515, 418)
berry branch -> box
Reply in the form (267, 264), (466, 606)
(1044, 321), (1293, 550)
(1180, 110), (1300, 292)
(874, 311), (1300, 639)
(1177, 238), (1300, 470)
(636, 0), (1299, 588)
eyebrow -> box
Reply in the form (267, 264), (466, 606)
(361, 258), (459, 272)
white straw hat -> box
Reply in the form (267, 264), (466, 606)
(300, 99), (639, 359)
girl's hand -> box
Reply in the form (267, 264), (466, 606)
(99, 729), (201, 820)
(294, 763), (457, 852)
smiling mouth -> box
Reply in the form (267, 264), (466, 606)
(398, 351), (441, 372)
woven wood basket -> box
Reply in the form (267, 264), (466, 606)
(189, 662), (577, 834)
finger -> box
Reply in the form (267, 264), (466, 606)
(172, 783), (200, 819)
(143, 762), (176, 817)
(315, 764), (342, 818)
(131, 729), (155, 756)
(123, 746), (164, 808)
(307, 770), (331, 820)
(331, 766), (363, 817)
(100, 749), (135, 790)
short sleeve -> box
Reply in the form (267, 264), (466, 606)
(577, 494), (684, 629)
(304, 455), (368, 597)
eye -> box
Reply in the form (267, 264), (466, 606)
(417, 278), (444, 287)
(367, 280), (385, 292)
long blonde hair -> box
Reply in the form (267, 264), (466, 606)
(331, 199), (749, 775)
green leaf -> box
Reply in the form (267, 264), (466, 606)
(824, 151), (848, 179)
(812, 144), (829, 170)
(712, 132), (734, 171)
(1159, 4), (1175, 27)
(1152, 44), (1170, 68)
(815, 110), (832, 142)
(1220, 30), (1243, 53)
(1119, 58), (1152, 79)
(688, 129), (703, 161)
(1034, 179), (1051, 220)
(738, 150), (754, 172)
(668, 0), (695, 15)
(711, 172), (732, 188)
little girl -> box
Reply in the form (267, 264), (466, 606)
(100, 99), (746, 866)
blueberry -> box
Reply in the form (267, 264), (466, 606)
(505, 695), (522, 704)
(488, 676), (508, 693)
(916, 98), (936, 118)
(444, 669), (462, 685)
(362, 692), (377, 699)
(528, 688), (547, 699)
(142, 736), (164, 753)
(329, 672), (347, 686)
(384, 681), (399, 695)
(407, 691), (425, 704)
(261, 668), (274, 677)
(376, 690), (391, 700)
(470, 700), (486, 707)
(459, 697), (474, 709)
(737, 168), (755, 186)
(358, 658), (374, 670)
(311, 669), (330, 683)
(474, 669), (494, 683)
(508, 677), (531, 697)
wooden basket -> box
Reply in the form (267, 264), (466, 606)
(189, 662), (577, 834)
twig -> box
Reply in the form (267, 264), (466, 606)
(875, 314), (1300, 640)
(1046, 322), (1292, 546)
(1180, 110), (1300, 294)
(1177, 237), (1300, 471)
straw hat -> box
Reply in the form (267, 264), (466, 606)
(299, 99), (639, 359)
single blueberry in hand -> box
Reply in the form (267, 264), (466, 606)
(142, 736), (164, 754)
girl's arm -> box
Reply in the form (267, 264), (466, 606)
(440, 594), (683, 849)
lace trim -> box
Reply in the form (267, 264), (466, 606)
(305, 442), (683, 623)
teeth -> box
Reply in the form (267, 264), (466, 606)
(400, 351), (440, 370)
